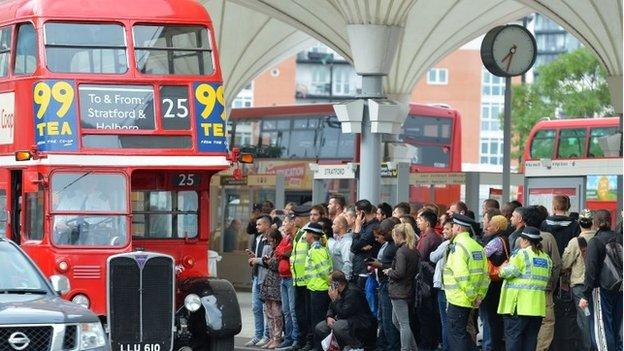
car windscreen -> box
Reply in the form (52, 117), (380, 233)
(0, 242), (50, 292)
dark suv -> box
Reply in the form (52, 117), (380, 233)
(0, 238), (109, 351)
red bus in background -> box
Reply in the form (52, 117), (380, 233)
(0, 0), (240, 350)
(522, 117), (622, 220)
(229, 103), (461, 207)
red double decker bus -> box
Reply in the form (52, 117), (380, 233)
(0, 0), (241, 349)
(228, 103), (461, 206)
(522, 117), (622, 220)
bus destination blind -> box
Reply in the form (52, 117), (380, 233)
(79, 85), (155, 130)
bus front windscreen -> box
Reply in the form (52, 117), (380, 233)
(50, 172), (128, 247)
(133, 25), (213, 75)
(44, 23), (128, 74)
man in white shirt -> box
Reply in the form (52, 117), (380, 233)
(328, 215), (353, 280)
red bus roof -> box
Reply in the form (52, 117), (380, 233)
(0, 0), (211, 23)
(230, 103), (459, 120)
(531, 117), (619, 130)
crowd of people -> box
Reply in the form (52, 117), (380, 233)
(243, 194), (623, 351)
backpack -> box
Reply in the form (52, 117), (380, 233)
(599, 240), (623, 291)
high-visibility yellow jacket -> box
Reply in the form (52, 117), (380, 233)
(498, 247), (552, 317)
(290, 228), (309, 286)
(305, 241), (332, 292)
(443, 231), (490, 308)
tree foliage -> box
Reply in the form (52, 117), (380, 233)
(507, 47), (613, 162)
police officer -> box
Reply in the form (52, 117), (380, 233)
(443, 214), (490, 351)
(498, 226), (552, 351)
(302, 222), (332, 351)
(289, 205), (312, 351)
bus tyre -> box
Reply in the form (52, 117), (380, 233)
(209, 335), (234, 351)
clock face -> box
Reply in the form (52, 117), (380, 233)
(481, 24), (537, 77)
(491, 25), (536, 76)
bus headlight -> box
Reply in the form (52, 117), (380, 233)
(71, 294), (90, 309)
(184, 294), (201, 312)
(78, 322), (106, 350)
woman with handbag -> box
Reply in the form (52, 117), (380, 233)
(480, 214), (510, 351)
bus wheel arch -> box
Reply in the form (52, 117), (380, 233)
(176, 277), (241, 348)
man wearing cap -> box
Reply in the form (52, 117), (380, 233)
(289, 205), (313, 351)
(302, 222), (333, 351)
(498, 226), (553, 351)
(443, 213), (490, 351)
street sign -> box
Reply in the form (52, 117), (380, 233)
(410, 172), (465, 185)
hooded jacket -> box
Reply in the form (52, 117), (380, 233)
(541, 214), (581, 255)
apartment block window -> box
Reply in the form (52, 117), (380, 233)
(232, 96), (252, 108)
(333, 66), (353, 96)
(480, 138), (504, 165)
(427, 68), (448, 85)
(481, 102), (503, 132)
(311, 66), (330, 95)
(481, 70), (505, 96)
(231, 83), (253, 108)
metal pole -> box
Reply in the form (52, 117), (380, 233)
(275, 173), (285, 210)
(312, 179), (325, 205)
(502, 76), (512, 204)
(618, 113), (623, 220)
(359, 75), (383, 204)
(396, 162), (410, 203)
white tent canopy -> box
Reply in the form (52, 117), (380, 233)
(209, 0), (622, 110)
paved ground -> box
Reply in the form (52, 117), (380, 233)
(234, 291), (261, 351)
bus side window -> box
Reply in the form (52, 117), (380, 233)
(530, 129), (556, 159)
(14, 23), (37, 75)
(589, 127), (619, 158)
(23, 190), (44, 241)
(557, 128), (586, 159)
(0, 190), (6, 237)
(0, 26), (11, 77)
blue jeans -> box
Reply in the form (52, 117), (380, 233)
(252, 276), (269, 339)
(280, 277), (299, 343)
(437, 289), (449, 351)
(378, 281), (400, 351)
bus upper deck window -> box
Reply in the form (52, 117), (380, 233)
(14, 23), (36, 75)
(589, 127), (620, 158)
(557, 128), (586, 159)
(44, 23), (128, 74)
(0, 26), (11, 77)
(530, 129), (556, 159)
(133, 25), (213, 75)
